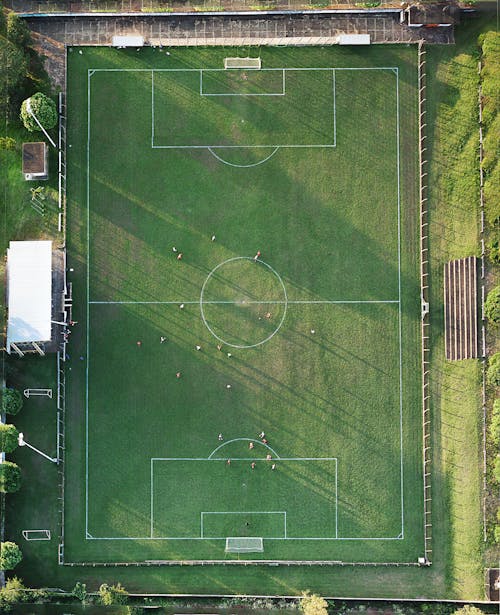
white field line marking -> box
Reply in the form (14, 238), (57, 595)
(335, 458), (338, 539)
(85, 66), (405, 547)
(199, 256), (288, 349)
(147, 457), (338, 541)
(151, 69), (154, 147)
(90, 67), (399, 73)
(85, 68), (91, 538)
(86, 536), (402, 541)
(332, 68), (337, 147)
(208, 146), (279, 168)
(200, 68), (285, 96)
(153, 144), (336, 149)
(89, 299), (400, 305)
(396, 67), (405, 540)
(201, 511), (287, 539)
(207, 438), (281, 460)
(148, 67), (337, 149)
(150, 458), (154, 538)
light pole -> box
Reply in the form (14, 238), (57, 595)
(25, 97), (57, 149)
(18, 432), (58, 464)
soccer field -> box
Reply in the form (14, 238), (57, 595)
(64, 45), (423, 564)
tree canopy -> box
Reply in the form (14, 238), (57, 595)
(0, 462), (21, 493)
(20, 92), (58, 132)
(1, 388), (23, 416)
(0, 542), (22, 571)
(299, 591), (328, 615)
(98, 583), (128, 606)
(0, 424), (19, 453)
(485, 286), (500, 325)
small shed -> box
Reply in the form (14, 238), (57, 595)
(22, 142), (48, 181)
(6, 240), (52, 356)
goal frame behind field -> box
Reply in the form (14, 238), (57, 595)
(224, 57), (262, 70)
(225, 537), (264, 553)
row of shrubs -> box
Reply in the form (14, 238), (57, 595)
(0, 388), (24, 581)
(0, 388), (23, 496)
(480, 31), (500, 547)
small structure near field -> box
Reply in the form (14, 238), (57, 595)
(112, 35), (144, 47)
(444, 256), (478, 360)
(6, 240), (52, 356)
(22, 142), (48, 181)
(337, 34), (371, 45)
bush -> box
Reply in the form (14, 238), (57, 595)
(0, 462), (21, 493)
(1, 388), (23, 416)
(72, 582), (87, 603)
(489, 239), (500, 264)
(494, 455), (500, 483)
(98, 583), (128, 606)
(485, 286), (500, 324)
(489, 399), (500, 446)
(0, 542), (22, 570)
(484, 162), (500, 225)
(299, 592), (328, 615)
(487, 352), (500, 387)
(0, 577), (26, 612)
(0, 137), (15, 150)
(20, 92), (58, 132)
(453, 607), (485, 615)
(0, 424), (19, 453)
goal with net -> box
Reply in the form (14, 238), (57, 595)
(22, 529), (51, 541)
(225, 537), (264, 553)
(224, 57), (261, 70)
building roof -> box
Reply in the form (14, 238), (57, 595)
(22, 142), (47, 175)
(7, 241), (52, 350)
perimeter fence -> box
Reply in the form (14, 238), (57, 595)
(417, 40), (431, 565)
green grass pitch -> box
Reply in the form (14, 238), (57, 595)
(64, 45), (423, 563)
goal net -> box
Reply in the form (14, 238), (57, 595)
(225, 537), (264, 553)
(224, 57), (261, 70)
(22, 530), (51, 541)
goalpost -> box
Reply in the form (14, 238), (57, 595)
(22, 530), (51, 541)
(225, 537), (263, 553)
(224, 57), (261, 70)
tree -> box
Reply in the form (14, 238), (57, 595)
(72, 582), (88, 603)
(1, 388), (23, 416)
(6, 13), (31, 48)
(0, 424), (19, 453)
(0, 577), (26, 612)
(485, 286), (500, 325)
(0, 462), (21, 493)
(20, 92), (58, 132)
(299, 591), (328, 615)
(0, 542), (22, 570)
(452, 607), (485, 615)
(487, 352), (500, 387)
(0, 38), (29, 114)
(98, 583), (128, 606)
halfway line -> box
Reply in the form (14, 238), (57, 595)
(89, 299), (399, 305)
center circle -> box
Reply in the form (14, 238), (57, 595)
(200, 256), (288, 349)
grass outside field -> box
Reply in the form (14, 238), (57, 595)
(3, 14), (493, 597)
